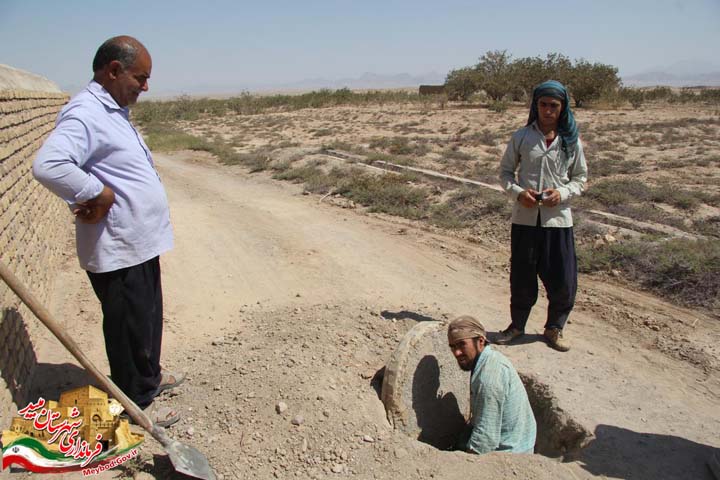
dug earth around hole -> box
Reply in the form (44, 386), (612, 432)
(381, 321), (593, 458)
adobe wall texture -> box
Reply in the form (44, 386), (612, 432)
(0, 63), (70, 432)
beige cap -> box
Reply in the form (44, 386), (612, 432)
(447, 315), (486, 343)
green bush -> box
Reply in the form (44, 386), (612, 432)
(445, 67), (480, 101)
(142, 123), (210, 151)
(619, 87), (644, 109)
(578, 238), (720, 310)
(429, 188), (510, 228)
(337, 172), (430, 219)
(586, 179), (700, 211)
(368, 136), (429, 156)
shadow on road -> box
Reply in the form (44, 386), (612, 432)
(381, 310), (438, 322)
(28, 362), (101, 402)
(579, 424), (718, 480)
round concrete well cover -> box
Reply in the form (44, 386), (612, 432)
(381, 321), (469, 450)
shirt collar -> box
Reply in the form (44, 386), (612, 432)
(471, 344), (492, 376)
(87, 80), (128, 113)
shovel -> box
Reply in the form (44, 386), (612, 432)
(0, 260), (216, 480)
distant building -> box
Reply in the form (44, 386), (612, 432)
(419, 85), (446, 95)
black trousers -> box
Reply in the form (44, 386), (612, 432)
(509, 221), (577, 332)
(87, 256), (163, 407)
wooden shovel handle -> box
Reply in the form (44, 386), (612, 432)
(0, 260), (153, 432)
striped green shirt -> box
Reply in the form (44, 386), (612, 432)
(467, 345), (537, 454)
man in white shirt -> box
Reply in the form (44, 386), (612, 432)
(497, 80), (588, 352)
(33, 36), (182, 425)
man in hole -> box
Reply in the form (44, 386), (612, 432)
(448, 315), (536, 454)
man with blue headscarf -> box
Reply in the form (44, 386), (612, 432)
(497, 80), (588, 352)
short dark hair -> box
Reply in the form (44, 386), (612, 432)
(92, 36), (139, 72)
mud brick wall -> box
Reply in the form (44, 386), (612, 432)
(0, 66), (70, 432)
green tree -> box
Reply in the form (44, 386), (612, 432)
(445, 67), (481, 101)
(473, 50), (514, 100)
(567, 60), (620, 107)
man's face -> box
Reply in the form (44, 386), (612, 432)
(536, 96), (562, 131)
(107, 49), (152, 107)
(449, 337), (484, 371)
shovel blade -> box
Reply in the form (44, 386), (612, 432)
(152, 427), (216, 480)
(165, 439), (216, 480)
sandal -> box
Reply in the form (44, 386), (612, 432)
(121, 404), (181, 428)
(156, 370), (186, 396)
(147, 405), (181, 428)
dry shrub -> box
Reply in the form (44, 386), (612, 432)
(430, 188), (510, 229)
(578, 238), (720, 310)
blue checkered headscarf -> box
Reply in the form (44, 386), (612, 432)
(527, 80), (579, 156)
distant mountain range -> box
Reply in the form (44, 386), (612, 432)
(622, 71), (720, 87)
(622, 60), (720, 87)
(270, 71), (447, 91)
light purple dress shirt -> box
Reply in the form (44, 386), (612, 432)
(33, 81), (173, 273)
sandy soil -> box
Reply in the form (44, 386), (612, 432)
(14, 147), (718, 480)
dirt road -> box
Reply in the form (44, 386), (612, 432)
(32, 151), (720, 479)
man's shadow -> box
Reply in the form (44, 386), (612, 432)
(411, 355), (466, 450)
(579, 424), (719, 480)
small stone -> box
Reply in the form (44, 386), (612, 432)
(291, 415), (305, 426)
(186, 426), (195, 436)
(331, 464), (343, 474)
(276, 402), (288, 414)
(213, 385), (221, 391)
(362, 435), (374, 443)
(323, 410), (330, 418)
(394, 447), (408, 459)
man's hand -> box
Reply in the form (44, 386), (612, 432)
(73, 186), (115, 224)
(517, 189), (539, 208)
(541, 188), (561, 207)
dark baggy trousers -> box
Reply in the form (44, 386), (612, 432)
(87, 256), (163, 408)
(510, 221), (577, 332)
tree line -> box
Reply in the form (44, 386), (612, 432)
(444, 50), (620, 107)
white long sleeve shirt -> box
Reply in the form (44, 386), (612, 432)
(33, 81), (173, 273)
(499, 122), (588, 227)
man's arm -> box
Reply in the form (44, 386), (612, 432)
(554, 139), (588, 203)
(499, 131), (539, 208)
(33, 115), (114, 223)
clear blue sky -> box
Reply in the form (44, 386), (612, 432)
(1, 0), (718, 94)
